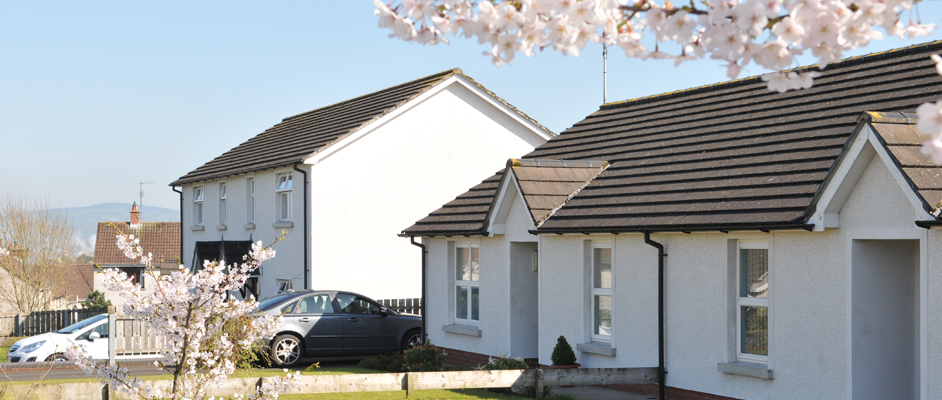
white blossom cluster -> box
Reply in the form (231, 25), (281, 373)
(0, 247), (8, 256)
(918, 55), (942, 163)
(375, 0), (942, 164)
(69, 234), (299, 400)
(374, 0), (933, 85)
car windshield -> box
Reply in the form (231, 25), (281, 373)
(56, 314), (107, 334)
(257, 293), (299, 311)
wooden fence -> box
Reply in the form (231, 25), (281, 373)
(378, 298), (422, 316)
(0, 308), (107, 337)
(105, 308), (168, 366)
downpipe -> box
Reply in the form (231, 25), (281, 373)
(644, 232), (666, 400)
(410, 236), (427, 343)
(292, 164), (310, 290)
(172, 187), (183, 264)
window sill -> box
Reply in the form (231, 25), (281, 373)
(577, 342), (616, 357)
(442, 324), (481, 337)
(273, 221), (294, 228)
(717, 362), (773, 379)
(191, 225), (205, 231)
(244, 223), (256, 230)
(216, 224), (227, 230)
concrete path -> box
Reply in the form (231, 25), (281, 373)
(554, 385), (656, 400)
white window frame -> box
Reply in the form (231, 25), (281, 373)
(736, 240), (769, 364)
(591, 241), (613, 342)
(276, 279), (293, 294)
(275, 173), (293, 222)
(218, 182), (227, 226)
(454, 241), (480, 325)
(246, 177), (255, 224)
(193, 186), (204, 226)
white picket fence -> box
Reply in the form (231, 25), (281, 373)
(106, 308), (168, 365)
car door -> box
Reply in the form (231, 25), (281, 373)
(290, 293), (344, 356)
(75, 321), (109, 360)
(334, 293), (397, 354)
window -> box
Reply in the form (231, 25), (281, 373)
(454, 242), (480, 324)
(591, 241), (612, 341)
(276, 173), (293, 222)
(294, 294), (335, 314)
(276, 279), (293, 294)
(193, 186), (204, 226)
(246, 177), (255, 224)
(737, 241), (769, 363)
(335, 293), (384, 315)
(218, 182), (227, 226)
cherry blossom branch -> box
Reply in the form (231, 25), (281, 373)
(68, 230), (297, 400)
(374, 0), (942, 163)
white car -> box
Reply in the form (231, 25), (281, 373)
(7, 314), (109, 362)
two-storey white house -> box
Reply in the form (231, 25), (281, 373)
(170, 69), (554, 301)
(404, 42), (942, 400)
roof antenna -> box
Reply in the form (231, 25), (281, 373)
(603, 44), (608, 104)
(139, 181), (156, 218)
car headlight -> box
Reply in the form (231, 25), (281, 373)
(20, 341), (45, 353)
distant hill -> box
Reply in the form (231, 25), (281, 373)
(58, 203), (179, 250)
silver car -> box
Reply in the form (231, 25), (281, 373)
(258, 290), (422, 367)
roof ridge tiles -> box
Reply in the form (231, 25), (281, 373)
(597, 40), (942, 111)
(280, 69), (459, 122)
(510, 158), (608, 168)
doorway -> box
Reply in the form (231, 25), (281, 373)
(510, 242), (539, 359)
(851, 239), (918, 400)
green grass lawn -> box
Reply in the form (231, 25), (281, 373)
(0, 364), (376, 386)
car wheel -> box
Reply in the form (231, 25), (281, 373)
(401, 330), (422, 351)
(270, 334), (302, 367)
(45, 353), (68, 362)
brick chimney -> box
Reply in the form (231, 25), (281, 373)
(130, 202), (141, 226)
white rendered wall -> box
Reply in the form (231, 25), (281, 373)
(180, 165), (307, 300)
(424, 190), (539, 358)
(179, 79), (547, 301)
(305, 81), (546, 299)
(529, 154), (930, 399)
(95, 269), (159, 308)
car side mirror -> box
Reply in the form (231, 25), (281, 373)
(380, 307), (389, 317)
(88, 332), (100, 341)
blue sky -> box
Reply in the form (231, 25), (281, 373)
(3, 2), (942, 211)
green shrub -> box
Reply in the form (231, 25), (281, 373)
(478, 354), (528, 370)
(82, 290), (112, 309)
(550, 336), (577, 366)
(402, 340), (446, 372)
(515, 385), (554, 399)
(358, 352), (405, 372)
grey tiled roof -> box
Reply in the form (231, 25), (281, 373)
(171, 69), (553, 186)
(511, 159), (608, 226)
(404, 40), (942, 236)
(402, 159), (607, 236)
(867, 112), (942, 214)
(94, 222), (181, 265)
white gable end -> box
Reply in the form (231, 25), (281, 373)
(809, 123), (933, 231)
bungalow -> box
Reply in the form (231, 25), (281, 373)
(403, 41), (942, 400)
(170, 69), (554, 301)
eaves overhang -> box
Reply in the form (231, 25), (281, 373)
(170, 160), (304, 187)
(529, 222), (815, 235)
